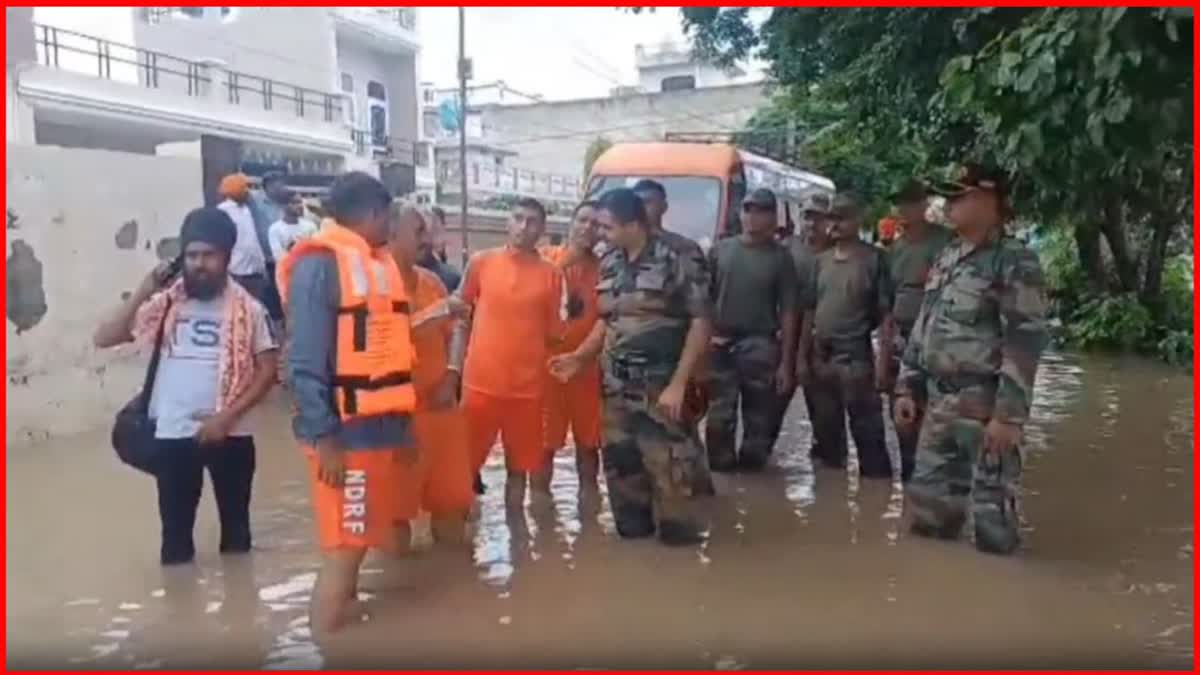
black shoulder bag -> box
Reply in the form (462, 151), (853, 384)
(111, 298), (172, 475)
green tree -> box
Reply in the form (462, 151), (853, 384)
(678, 7), (1193, 315)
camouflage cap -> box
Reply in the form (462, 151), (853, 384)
(930, 163), (1011, 200)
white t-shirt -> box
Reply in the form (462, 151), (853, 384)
(218, 199), (266, 276)
(149, 292), (276, 439)
(268, 218), (318, 261)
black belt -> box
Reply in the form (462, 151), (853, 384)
(605, 358), (671, 384)
(715, 329), (778, 341)
(930, 374), (995, 394)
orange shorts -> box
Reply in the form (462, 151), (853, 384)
(305, 447), (420, 552)
(462, 389), (546, 473)
(543, 366), (602, 451)
(414, 407), (474, 517)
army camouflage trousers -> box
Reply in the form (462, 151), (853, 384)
(809, 343), (891, 477)
(906, 388), (1022, 555)
(602, 381), (707, 539)
(704, 336), (780, 471)
(887, 331), (921, 482)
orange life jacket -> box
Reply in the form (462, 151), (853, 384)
(277, 222), (416, 420)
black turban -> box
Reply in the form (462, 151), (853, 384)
(179, 207), (237, 255)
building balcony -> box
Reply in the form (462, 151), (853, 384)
(20, 23), (353, 156)
(635, 42), (694, 69)
(331, 7), (419, 55)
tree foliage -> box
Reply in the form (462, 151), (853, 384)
(677, 7), (1193, 356)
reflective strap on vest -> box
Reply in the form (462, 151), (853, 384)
(333, 371), (414, 416)
(343, 248), (395, 299)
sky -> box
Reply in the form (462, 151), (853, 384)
(32, 6), (765, 101)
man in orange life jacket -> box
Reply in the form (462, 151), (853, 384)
(279, 172), (418, 634)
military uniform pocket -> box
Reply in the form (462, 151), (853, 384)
(942, 278), (989, 325)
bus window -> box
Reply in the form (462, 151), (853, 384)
(586, 175), (722, 244)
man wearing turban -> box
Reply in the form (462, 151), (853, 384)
(93, 206), (279, 566)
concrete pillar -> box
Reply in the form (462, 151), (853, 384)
(6, 8), (35, 66)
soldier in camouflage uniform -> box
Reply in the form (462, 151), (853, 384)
(778, 194), (834, 456)
(633, 178), (715, 495)
(798, 194), (895, 479)
(706, 188), (799, 472)
(549, 188), (712, 546)
(895, 164), (1049, 555)
(884, 179), (954, 482)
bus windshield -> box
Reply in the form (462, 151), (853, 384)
(585, 175), (722, 246)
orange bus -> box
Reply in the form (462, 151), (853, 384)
(585, 142), (745, 250)
(585, 141), (835, 249)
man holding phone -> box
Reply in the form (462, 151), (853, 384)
(93, 207), (278, 566)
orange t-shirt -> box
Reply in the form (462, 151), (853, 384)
(462, 247), (565, 399)
(540, 245), (600, 354)
(408, 267), (453, 408)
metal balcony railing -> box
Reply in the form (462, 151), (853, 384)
(438, 161), (582, 200)
(350, 131), (425, 166)
(33, 22), (344, 124)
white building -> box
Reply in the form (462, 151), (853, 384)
(7, 7), (433, 201)
(634, 41), (747, 93)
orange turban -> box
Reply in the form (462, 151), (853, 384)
(219, 173), (250, 200)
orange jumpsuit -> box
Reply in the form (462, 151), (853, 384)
(409, 267), (474, 517)
(460, 248), (565, 473)
(540, 245), (602, 452)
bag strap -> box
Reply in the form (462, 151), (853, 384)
(139, 296), (173, 402)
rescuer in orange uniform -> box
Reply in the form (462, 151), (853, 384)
(451, 198), (566, 511)
(387, 203), (474, 548)
(537, 201), (604, 491)
(279, 172), (417, 634)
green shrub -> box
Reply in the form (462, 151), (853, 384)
(1063, 293), (1154, 352)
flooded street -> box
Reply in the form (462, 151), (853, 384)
(6, 352), (1193, 669)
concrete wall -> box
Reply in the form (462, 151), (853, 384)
(471, 82), (766, 178)
(132, 7), (337, 95)
(5, 143), (202, 444)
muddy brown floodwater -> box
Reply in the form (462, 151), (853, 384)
(6, 353), (1193, 669)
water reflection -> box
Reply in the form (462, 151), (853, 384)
(5, 354), (1192, 668)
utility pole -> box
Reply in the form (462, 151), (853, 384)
(457, 7), (470, 270)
